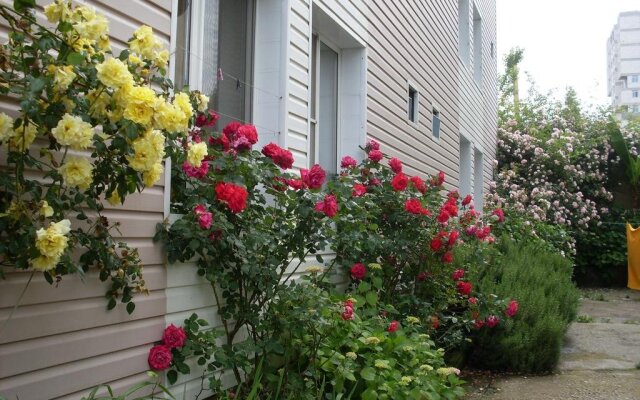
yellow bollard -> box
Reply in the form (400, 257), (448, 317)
(628, 224), (640, 290)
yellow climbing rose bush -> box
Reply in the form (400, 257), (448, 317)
(0, 0), (207, 312)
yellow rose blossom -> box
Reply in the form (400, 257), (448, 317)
(51, 114), (94, 150)
(59, 156), (93, 189)
(44, 0), (72, 23)
(72, 6), (108, 42)
(51, 65), (76, 92)
(187, 142), (208, 168)
(10, 123), (37, 151)
(40, 201), (54, 218)
(123, 85), (158, 126)
(107, 191), (121, 206)
(71, 38), (96, 55)
(305, 265), (322, 274)
(174, 92), (193, 120)
(127, 129), (165, 172)
(154, 49), (169, 69)
(129, 25), (162, 60)
(195, 93), (210, 112)
(97, 35), (111, 52)
(61, 96), (76, 113)
(96, 58), (134, 89)
(32, 255), (59, 271)
(143, 162), (163, 187)
(35, 219), (71, 260)
(128, 54), (145, 68)
(154, 101), (188, 133)
(0, 112), (14, 142)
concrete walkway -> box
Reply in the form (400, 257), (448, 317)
(465, 289), (640, 400)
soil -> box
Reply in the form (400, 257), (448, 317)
(463, 288), (640, 400)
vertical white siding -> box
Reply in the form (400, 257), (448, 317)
(0, 1), (172, 399)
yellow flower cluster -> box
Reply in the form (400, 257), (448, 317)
(45, 0), (110, 53)
(127, 129), (165, 187)
(363, 336), (382, 345)
(195, 93), (210, 113)
(129, 26), (167, 69)
(399, 376), (413, 386)
(406, 316), (420, 324)
(51, 113), (94, 150)
(33, 219), (71, 271)
(122, 85), (157, 126)
(345, 352), (357, 360)
(436, 367), (460, 376)
(187, 142), (208, 168)
(59, 156), (94, 189)
(374, 359), (390, 369)
(154, 96), (191, 133)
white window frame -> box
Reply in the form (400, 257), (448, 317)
(633, 90), (639, 98)
(407, 80), (420, 127)
(310, 34), (342, 173)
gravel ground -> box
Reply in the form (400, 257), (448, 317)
(464, 289), (640, 400)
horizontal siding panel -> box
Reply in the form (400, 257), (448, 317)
(0, 290), (166, 344)
(0, 316), (164, 378)
(0, 345), (152, 400)
(0, 264), (164, 308)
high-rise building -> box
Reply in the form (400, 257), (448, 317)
(607, 11), (640, 122)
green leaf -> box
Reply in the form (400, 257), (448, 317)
(361, 389), (378, 400)
(360, 366), (376, 381)
(316, 254), (324, 263)
(66, 52), (84, 66)
(29, 77), (45, 94)
(126, 302), (135, 314)
(107, 297), (116, 310)
(167, 370), (178, 385)
(118, 49), (130, 61)
(365, 291), (378, 306)
(14, 0), (35, 12)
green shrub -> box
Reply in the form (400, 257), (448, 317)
(574, 208), (640, 286)
(468, 238), (579, 373)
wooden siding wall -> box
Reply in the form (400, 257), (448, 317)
(284, 0), (498, 192)
(0, 1), (172, 399)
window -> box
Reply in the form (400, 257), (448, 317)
(458, 0), (470, 65)
(633, 90), (639, 98)
(472, 4), (482, 84)
(473, 149), (484, 212)
(310, 37), (339, 176)
(633, 105), (640, 113)
(432, 107), (441, 139)
(408, 84), (419, 124)
(632, 75), (639, 83)
(459, 136), (472, 196)
(177, 0), (255, 126)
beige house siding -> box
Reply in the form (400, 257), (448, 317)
(0, 1), (172, 399)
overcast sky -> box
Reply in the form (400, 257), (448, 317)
(497, 0), (640, 108)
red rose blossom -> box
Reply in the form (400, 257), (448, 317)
(148, 344), (172, 371)
(410, 176), (427, 193)
(451, 269), (465, 281)
(431, 315), (440, 329)
(341, 156), (358, 168)
(417, 271), (428, 281)
(301, 164), (326, 189)
(287, 178), (305, 190)
(342, 300), (355, 321)
(314, 194), (339, 218)
(492, 208), (505, 223)
(237, 124), (258, 144)
(350, 263), (366, 280)
(391, 173), (408, 191)
(405, 199), (430, 215)
(430, 237), (443, 252)
(388, 157), (403, 173)
(366, 139), (380, 151)
(368, 149), (383, 163)
(456, 281), (472, 296)
(442, 251), (454, 263)
(183, 160), (209, 179)
(486, 315), (500, 328)
(474, 319), (485, 329)
(462, 194), (473, 206)
(469, 297), (478, 305)
(505, 300), (519, 317)
(352, 184), (367, 197)
(387, 320), (399, 333)
(262, 143), (294, 169)
(215, 182), (248, 213)
(448, 230), (459, 246)
(162, 324), (187, 349)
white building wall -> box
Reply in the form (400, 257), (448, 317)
(608, 10), (640, 121)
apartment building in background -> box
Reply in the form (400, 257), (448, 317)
(608, 10), (640, 123)
(0, 1), (498, 398)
